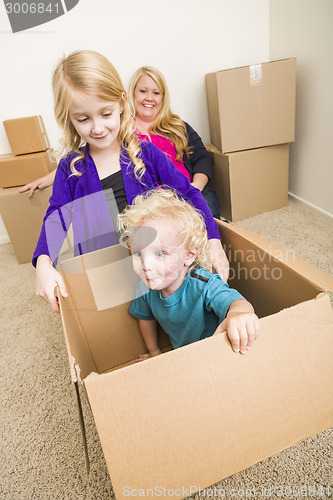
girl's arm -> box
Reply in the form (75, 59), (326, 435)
(135, 318), (162, 362)
(142, 142), (230, 281)
(32, 157), (74, 313)
(32, 158), (73, 267)
(207, 239), (230, 283)
(144, 142), (220, 239)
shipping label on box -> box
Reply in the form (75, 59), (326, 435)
(206, 58), (296, 153)
(3, 115), (50, 155)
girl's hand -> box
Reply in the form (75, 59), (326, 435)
(214, 311), (259, 354)
(208, 238), (230, 282)
(36, 255), (68, 314)
(19, 170), (56, 197)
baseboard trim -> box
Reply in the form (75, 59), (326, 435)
(288, 192), (333, 220)
(0, 235), (10, 245)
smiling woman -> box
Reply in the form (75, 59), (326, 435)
(133, 74), (163, 124)
(128, 66), (221, 218)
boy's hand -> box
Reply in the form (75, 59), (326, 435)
(214, 311), (259, 354)
(135, 348), (162, 363)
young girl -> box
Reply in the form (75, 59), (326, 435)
(32, 50), (229, 313)
(127, 66), (221, 218)
(21, 66), (220, 219)
(118, 189), (259, 358)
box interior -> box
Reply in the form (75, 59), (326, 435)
(58, 244), (172, 380)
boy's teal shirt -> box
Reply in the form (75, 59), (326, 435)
(129, 267), (244, 349)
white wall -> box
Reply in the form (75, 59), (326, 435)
(269, 0), (333, 217)
(0, 0), (270, 242)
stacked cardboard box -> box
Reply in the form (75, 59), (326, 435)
(1, 115), (55, 187)
(0, 149), (56, 188)
(205, 58), (296, 221)
(0, 116), (56, 263)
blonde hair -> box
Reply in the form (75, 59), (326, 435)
(118, 189), (210, 270)
(128, 66), (190, 161)
(52, 50), (145, 178)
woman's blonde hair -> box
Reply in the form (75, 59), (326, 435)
(128, 66), (190, 161)
(118, 189), (210, 270)
(52, 50), (145, 178)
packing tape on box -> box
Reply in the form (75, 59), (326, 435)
(249, 64), (263, 86)
(37, 115), (50, 149)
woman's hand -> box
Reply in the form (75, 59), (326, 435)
(19, 170), (56, 197)
(36, 255), (68, 314)
(208, 238), (230, 282)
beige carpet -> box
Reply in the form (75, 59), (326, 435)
(1, 199), (332, 499)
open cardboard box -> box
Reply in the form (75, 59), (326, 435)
(57, 220), (333, 499)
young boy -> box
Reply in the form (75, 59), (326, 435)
(118, 189), (259, 359)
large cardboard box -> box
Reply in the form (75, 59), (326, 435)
(3, 115), (50, 155)
(207, 143), (289, 221)
(0, 149), (56, 188)
(57, 221), (333, 499)
(0, 186), (52, 264)
(206, 58), (296, 153)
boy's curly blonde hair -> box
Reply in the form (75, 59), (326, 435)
(118, 189), (211, 270)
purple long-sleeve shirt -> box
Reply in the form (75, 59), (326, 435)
(32, 141), (220, 267)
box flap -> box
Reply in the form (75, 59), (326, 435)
(58, 247), (172, 378)
(59, 243), (139, 310)
(219, 220), (333, 293)
(84, 294), (333, 498)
